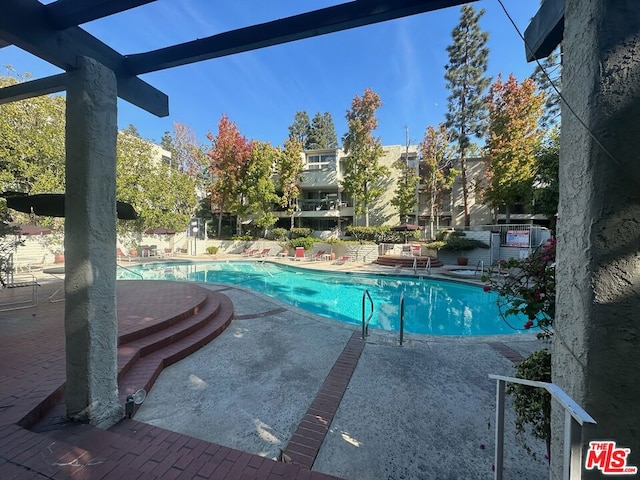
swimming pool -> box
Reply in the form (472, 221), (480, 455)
(117, 261), (527, 336)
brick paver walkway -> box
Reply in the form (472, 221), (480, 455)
(0, 280), (350, 479)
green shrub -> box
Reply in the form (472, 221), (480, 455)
(440, 236), (489, 251)
(231, 235), (252, 241)
(423, 241), (446, 250)
(288, 236), (315, 251)
(206, 246), (219, 255)
(345, 226), (390, 242)
(267, 228), (288, 242)
(290, 227), (313, 239)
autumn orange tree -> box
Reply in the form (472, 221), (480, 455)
(484, 74), (545, 223)
(341, 88), (388, 227)
(206, 115), (253, 237)
(419, 124), (458, 240)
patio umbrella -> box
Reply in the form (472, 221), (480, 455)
(6, 194), (137, 220)
(14, 223), (52, 235)
(391, 224), (423, 243)
(144, 227), (176, 235)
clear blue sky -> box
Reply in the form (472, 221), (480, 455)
(2, 0), (542, 148)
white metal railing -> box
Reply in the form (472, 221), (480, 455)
(475, 260), (484, 276)
(489, 374), (597, 480)
(424, 257), (431, 276)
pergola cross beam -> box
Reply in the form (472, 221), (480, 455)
(0, 0), (474, 116)
(523, 0), (564, 61)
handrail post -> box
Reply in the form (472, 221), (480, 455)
(494, 379), (505, 480)
(399, 292), (405, 346)
(362, 290), (366, 339)
(565, 411), (583, 480)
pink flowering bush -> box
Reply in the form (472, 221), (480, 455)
(482, 237), (556, 338)
(483, 238), (555, 460)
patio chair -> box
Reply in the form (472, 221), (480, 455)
(242, 248), (258, 257)
(253, 248), (271, 258)
(117, 247), (136, 262)
(293, 247), (306, 261)
(333, 255), (351, 265)
(18, 255), (47, 273)
(310, 250), (326, 261)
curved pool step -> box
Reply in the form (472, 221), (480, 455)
(374, 255), (443, 269)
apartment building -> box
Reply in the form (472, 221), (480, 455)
(273, 145), (420, 232)
(269, 145), (549, 234)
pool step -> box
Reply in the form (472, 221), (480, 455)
(25, 282), (234, 432)
(117, 293), (234, 404)
(374, 255), (443, 269)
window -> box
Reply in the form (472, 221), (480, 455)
(306, 154), (336, 170)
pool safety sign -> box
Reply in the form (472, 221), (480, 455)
(585, 441), (638, 475)
(506, 230), (530, 247)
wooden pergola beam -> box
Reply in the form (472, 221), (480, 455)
(45, 0), (156, 29)
(127, 0), (473, 75)
(523, 0), (564, 61)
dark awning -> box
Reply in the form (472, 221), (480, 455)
(6, 194), (137, 220)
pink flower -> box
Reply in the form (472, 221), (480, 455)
(524, 320), (534, 329)
(533, 290), (541, 300)
(483, 285), (491, 292)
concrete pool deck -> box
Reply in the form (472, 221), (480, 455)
(0, 256), (550, 479)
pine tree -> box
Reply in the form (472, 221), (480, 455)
(307, 112), (338, 149)
(530, 49), (561, 130)
(444, 4), (491, 227)
(288, 111), (310, 147)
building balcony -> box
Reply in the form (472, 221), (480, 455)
(298, 169), (339, 188)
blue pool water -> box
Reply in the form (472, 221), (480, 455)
(117, 261), (526, 336)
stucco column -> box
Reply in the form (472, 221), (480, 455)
(553, 0), (640, 476)
(64, 56), (122, 428)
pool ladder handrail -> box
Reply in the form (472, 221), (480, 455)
(399, 292), (405, 346)
(117, 263), (144, 279)
(424, 257), (431, 276)
(474, 260), (484, 277)
(361, 289), (374, 339)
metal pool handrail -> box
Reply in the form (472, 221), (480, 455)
(425, 257), (431, 276)
(361, 289), (374, 339)
(399, 292), (405, 345)
(488, 374), (596, 480)
(475, 260), (484, 276)
(117, 263), (143, 279)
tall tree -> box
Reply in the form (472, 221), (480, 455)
(341, 88), (388, 227)
(206, 115), (253, 237)
(116, 130), (197, 234)
(533, 128), (560, 231)
(246, 141), (280, 236)
(390, 127), (419, 224)
(307, 112), (338, 149)
(276, 138), (304, 230)
(419, 124), (459, 240)
(444, 4), (491, 226)
(484, 74), (545, 223)
(531, 49), (561, 130)
(288, 111), (310, 147)
(0, 71), (66, 201)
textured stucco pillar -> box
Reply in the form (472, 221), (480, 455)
(64, 57), (122, 428)
(552, 0), (640, 477)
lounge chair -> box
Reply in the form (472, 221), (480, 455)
(242, 248), (258, 257)
(18, 255), (47, 273)
(253, 248), (271, 258)
(116, 247), (135, 262)
(310, 250), (326, 261)
(293, 247), (306, 261)
(333, 255), (351, 265)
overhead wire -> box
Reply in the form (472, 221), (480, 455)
(495, 0), (620, 167)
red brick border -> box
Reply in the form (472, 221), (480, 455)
(283, 332), (365, 469)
